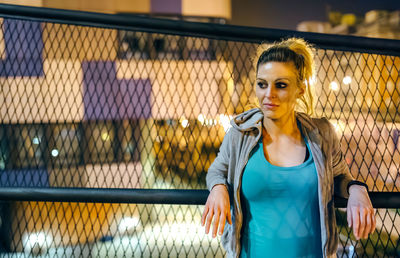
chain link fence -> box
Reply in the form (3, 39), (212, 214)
(0, 4), (399, 257)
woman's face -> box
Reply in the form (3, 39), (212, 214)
(256, 61), (302, 120)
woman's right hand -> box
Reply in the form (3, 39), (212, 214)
(201, 184), (232, 238)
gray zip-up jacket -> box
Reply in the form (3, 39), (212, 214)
(206, 108), (354, 258)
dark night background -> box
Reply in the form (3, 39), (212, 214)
(231, 0), (400, 30)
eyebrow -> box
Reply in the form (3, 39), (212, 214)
(275, 77), (291, 81)
(256, 77), (292, 81)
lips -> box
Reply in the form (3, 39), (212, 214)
(263, 103), (279, 109)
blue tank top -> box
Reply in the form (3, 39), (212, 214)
(240, 129), (322, 258)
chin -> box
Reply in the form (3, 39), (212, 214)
(262, 110), (280, 120)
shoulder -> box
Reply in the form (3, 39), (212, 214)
(297, 112), (332, 132)
(297, 112), (336, 141)
(311, 116), (333, 132)
(310, 117), (340, 150)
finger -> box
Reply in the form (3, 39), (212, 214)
(347, 206), (352, 228)
(358, 208), (367, 239)
(363, 212), (372, 239)
(219, 212), (226, 235)
(371, 209), (376, 232)
(205, 208), (214, 234)
(352, 207), (360, 239)
(227, 208), (232, 225)
(212, 209), (220, 238)
(201, 204), (209, 226)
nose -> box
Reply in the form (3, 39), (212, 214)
(265, 85), (277, 99)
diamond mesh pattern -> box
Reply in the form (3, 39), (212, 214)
(0, 15), (399, 257)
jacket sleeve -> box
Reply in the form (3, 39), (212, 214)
(327, 119), (354, 198)
(206, 128), (232, 192)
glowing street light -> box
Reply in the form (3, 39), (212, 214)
(32, 137), (40, 145)
(329, 81), (339, 91)
(51, 149), (59, 157)
(180, 118), (189, 128)
(101, 132), (110, 141)
(343, 76), (352, 85)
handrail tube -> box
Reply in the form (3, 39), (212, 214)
(0, 188), (208, 205)
(0, 4), (400, 56)
(0, 188), (398, 208)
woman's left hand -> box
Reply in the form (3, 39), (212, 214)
(347, 185), (376, 240)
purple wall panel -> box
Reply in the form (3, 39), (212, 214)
(83, 61), (118, 120)
(83, 61), (152, 120)
(0, 169), (49, 187)
(118, 79), (152, 119)
(151, 0), (182, 14)
(0, 19), (43, 77)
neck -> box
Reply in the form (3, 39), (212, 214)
(263, 112), (299, 139)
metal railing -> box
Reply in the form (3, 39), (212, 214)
(0, 188), (399, 208)
(0, 3), (399, 257)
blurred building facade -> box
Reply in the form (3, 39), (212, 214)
(297, 9), (400, 39)
(1, 0), (231, 22)
(0, 0), (233, 253)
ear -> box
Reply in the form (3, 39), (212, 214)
(297, 87), (305, 98)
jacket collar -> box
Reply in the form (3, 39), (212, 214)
(296, 112), (322, 147)
(230, 108), (263, 132)
(296, 112), (319, 132)
(230, 108), (322, 145)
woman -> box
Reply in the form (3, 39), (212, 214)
(201, 38), (375, 258)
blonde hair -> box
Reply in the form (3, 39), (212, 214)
(252, 37), (316, 115)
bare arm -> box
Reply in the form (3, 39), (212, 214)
(201, 129), (234, 237)
(347, 185), (375, 239)
(326, 118), (375, 239)
(201, 184), (232, 237)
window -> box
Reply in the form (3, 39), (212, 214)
(114, 120), (141, 163)
(118, 31), (216, 60)
(118, 31), (149, 59)
(83, 121), (116, 164)
(48, 123), (82, 168)
(11, 124), (46, 169)
(0, 126), (9, 170)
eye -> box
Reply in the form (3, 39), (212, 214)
(257, 81), (267, 88)
(276, 82), (287, 88)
